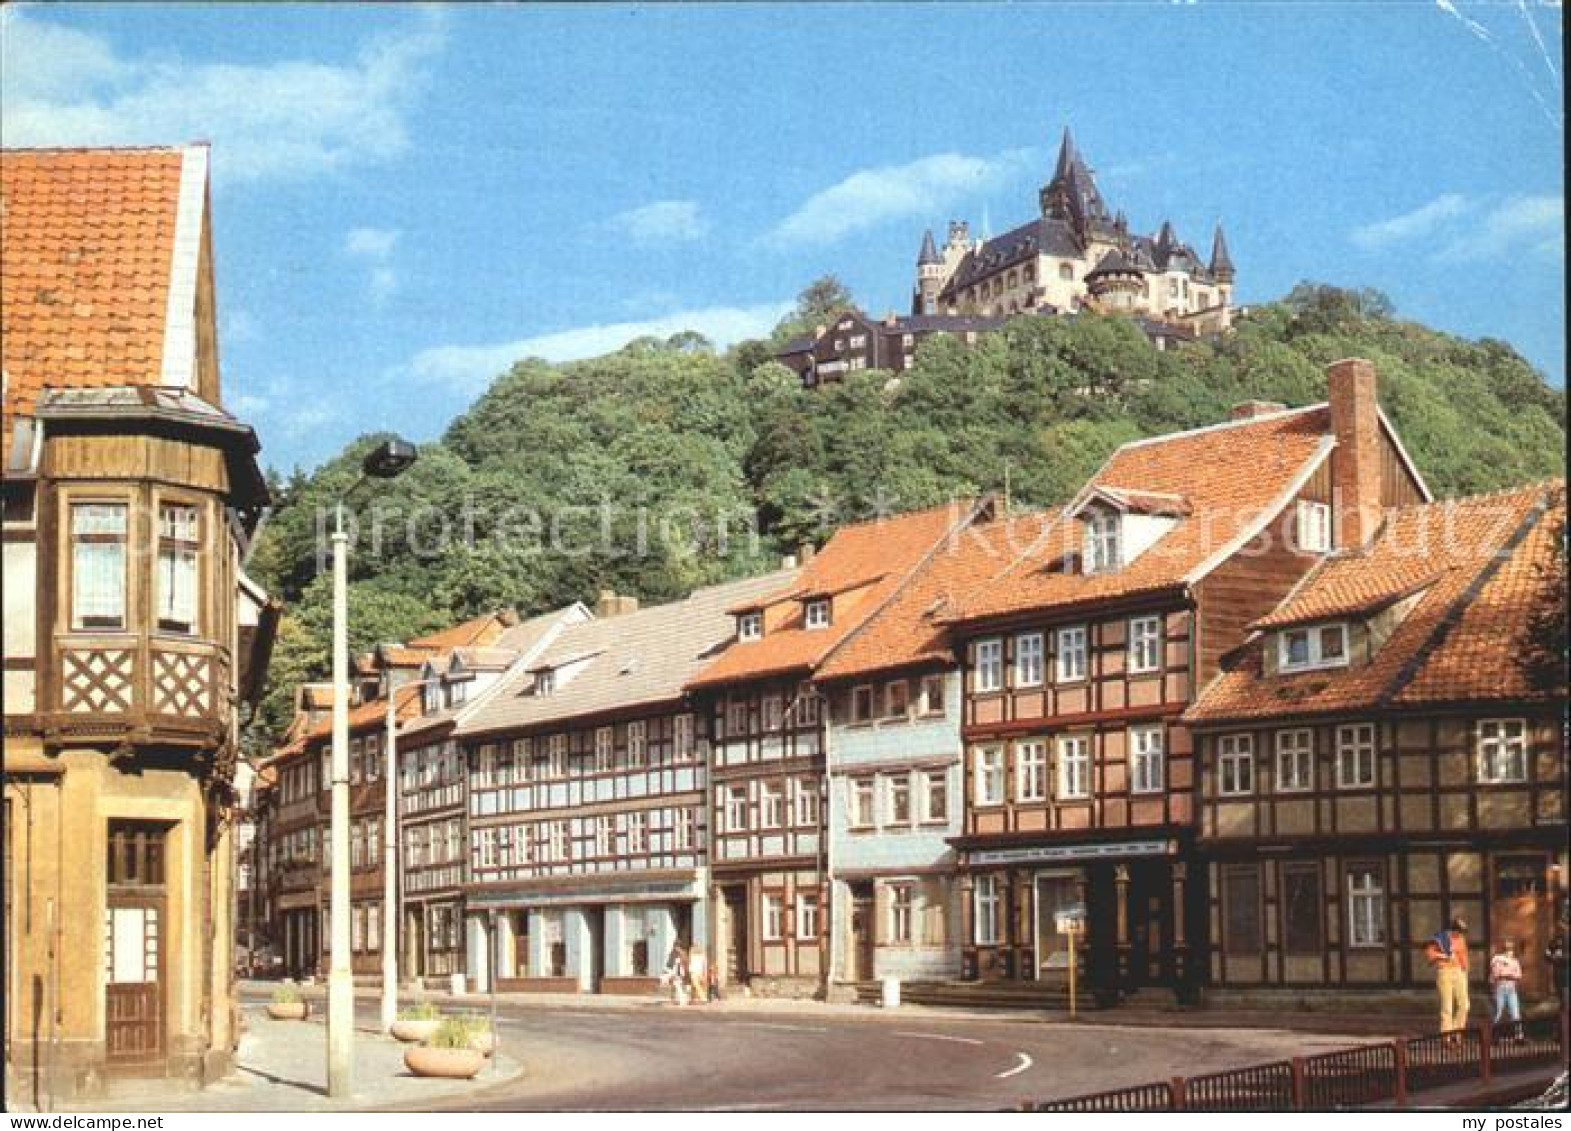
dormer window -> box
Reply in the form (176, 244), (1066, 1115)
(535, 669), (555, 696)
(1296, 500), (1332, 554)
(1278, 623), (1348, 672)
(738, 611), (762, 641)
(1085, 510), (1121, 573)
(447, 679), (468, 708)
(805, 598), (832, 630)
(422, 681), (441, 715)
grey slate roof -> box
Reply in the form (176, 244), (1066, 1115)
(918, 228), (941, 265)
(455, 568), (800, 736)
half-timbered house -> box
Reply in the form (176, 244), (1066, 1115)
(937, 359), (1431, 1004)
(814, 500), (999, 987)
(458, 579), (790, 993)
(686, 506), (973, 995)
(2, 146), (275, 1095)
(1186, 481), (1567, 1004)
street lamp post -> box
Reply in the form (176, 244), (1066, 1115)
(327, 439), (416, 1100)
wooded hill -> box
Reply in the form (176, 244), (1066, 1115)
(243, 281), (1567, 744)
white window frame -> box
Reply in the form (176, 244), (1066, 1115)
(1086, 510), (1122, 573)
(975, 638), (1004, 693)
(156, 501), (200, 635)
(1056, 625), (1088, 683)
(1278, 623), (1350, 672)
(71, 501), (129, 630)
(1015, 741), (1047, 802)
(1275, 729), (1314, 792)
(673, 713), (696, 762)
(627, 719), (647, 767)
(919, 770), (948, 824)
(1056, 734), (1092, 799)
(795, 893), (820, 940)
(1130, 725), (1165, 794)
(761, 695), (784, 732)
(1336, 723), (1376, 789)
(850, 778), (876, 828)
(1296, 499), (1332, 554)
(626, 810), (649, 854)
(1347, 865), (1386, 948)
(594, 815), (613, 858)
(888, 883), (914, 945)
(918, 674), (946, 716)
(886, 773), (912, 826)
(793, 778), (820, 828)
(974, 746), (1005, 806)
(883, 679), (910, 720)
(760, 782), (784, 828)
(805, 598), (831, 629)
(675, 807), (697, 851)
(594, 726), (614, 773)
(762, 894), (784, 941)
(1477, 718), (1528, 784)
(1219, 734), (1255, 796)
(738, 611), (762, 641)
(1128, 616), (1161, 674)
(725, 785), (749, 832)
(974, 876), (1001, 945)
(1014, 632), (1044, 688)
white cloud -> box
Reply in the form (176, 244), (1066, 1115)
(1350, 193), (1473, 249)
(404, 302), (793, 395)
(345, 227), (401, 258)
(0, 7), (446, 183)
(344, 227), (402, 302)
(1433, 194), (1564, 263)
(606, 200), (709, 246)
(766, 150), (1033, 246)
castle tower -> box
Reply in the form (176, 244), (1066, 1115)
(1210, 224), (1236, 285)
(1084, 248), (1146, 313)
(914, 228), (944, 315)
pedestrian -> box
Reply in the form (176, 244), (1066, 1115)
(686, 948), (709, 1004)
(1424, 915), (1471, 1040)
(1488, 938), (1523, 1036)
(661, 940), (690, 1006)
(1546, 925), (1568, 1011)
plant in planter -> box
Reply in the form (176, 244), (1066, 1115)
(404, 1015), (486, 1080)
(389, 1001), (441, 1043)
(266, 984), (307, 1021)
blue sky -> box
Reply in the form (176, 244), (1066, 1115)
(3, 2), (1563, 474)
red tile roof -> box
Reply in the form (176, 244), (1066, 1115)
(407, 609), (517, 650)
(1186, 482), (1564, 723)
(816, 507), (1019, 680)
(944, 405), (1336, 625)
(303, 683), (421, 742)
(1, 147), (191, 462)
(686, 502), (974, 689)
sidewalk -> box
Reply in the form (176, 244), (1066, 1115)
(57, 1007), (523, 1113)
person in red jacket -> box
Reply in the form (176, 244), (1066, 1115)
(1425, 916), (1471, 1040)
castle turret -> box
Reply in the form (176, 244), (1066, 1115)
(1209, 223), (1236, 283)
(1084, 248), (1146, 312)
(914, 229), (944, 315)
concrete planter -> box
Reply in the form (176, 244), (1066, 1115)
(266, 1002), (307, 1021)
(390, 1017), (441, 1043)
(404, 1045), (484, 1079)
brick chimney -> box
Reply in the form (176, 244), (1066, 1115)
(1327, 358), (1383, 550)
(1230, 400), (1286, 420)
(616, 595), (640, 616)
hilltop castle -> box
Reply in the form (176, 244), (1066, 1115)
(912, 128), (1235, 336)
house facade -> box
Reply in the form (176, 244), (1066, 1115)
(937, 359), (1431, 1004)
(687, 505), (975, 995)
(457, 582), (785, 993)
(775, 309), (1005, 388)
(1187, 481), (1568, 1003)
(2, 146), (275, 1096)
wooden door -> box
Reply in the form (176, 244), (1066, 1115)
(105, 822), (167, 1066)
(1493, 855), (1550, 995)
(721, 887), (747, 985)
(850, 893), (875, 982)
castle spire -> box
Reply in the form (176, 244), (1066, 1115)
(1053, 126), (1079, 182)
(918, 228), (941, 265)
(1210, 222), (1236, 281)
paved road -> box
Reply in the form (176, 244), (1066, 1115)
(365, 997), (1377, 1111)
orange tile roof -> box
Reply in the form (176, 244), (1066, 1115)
(1186, 482), (1564, 723)
(303, 683), (421, 742)
(2, 147), (190, 462)
(407, 609), (516, 650)
(817, 507), (1022, 681)
(944, 406), (1335, 624)
(686, 502), (973, 689)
